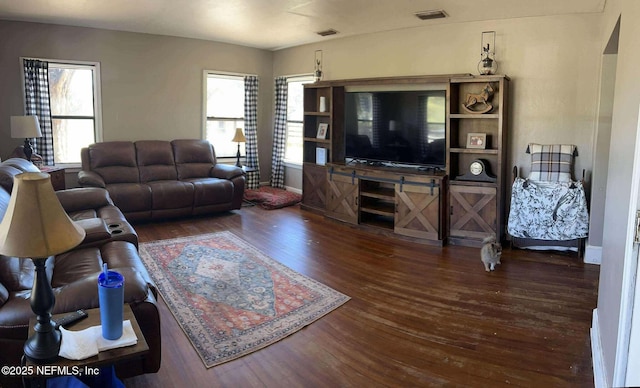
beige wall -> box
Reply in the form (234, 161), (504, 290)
(589, 53), (616, 249)
(0, 20), (274, 180)
(596, 0), (640, 385)
(274, 14), (602, 182)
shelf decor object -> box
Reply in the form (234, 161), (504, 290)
(317, 123), (329, 139)
(316, 147), (327, 165)
(461, 83), (494, 114)
(0, 172), (85, 362)
(456, 159), (497, 182)
(314, 50), (323, 83)
(319, 96), (327, 112)
(466, 133), (487, 149)
(478, 31), (498, 75)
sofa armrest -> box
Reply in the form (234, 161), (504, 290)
(78, 170), (106, 188)
(56, 188), (114, 213)
(211, 164), (245, 180)
(0, 282), (7, 306)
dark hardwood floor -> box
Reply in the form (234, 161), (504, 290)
(124, 204), (599, 387)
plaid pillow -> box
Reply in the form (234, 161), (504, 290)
(528, 143), (576, 182)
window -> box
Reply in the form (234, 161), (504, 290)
(355, 93), (373, 138)
(424, 93), (445, 142)
(48, 62), (101, 164)
(284, 76), (314, 164)
(205, 73), (245, 158)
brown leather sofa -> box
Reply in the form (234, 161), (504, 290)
(0, 158), (160, 387)
(78, 139), (245, 222)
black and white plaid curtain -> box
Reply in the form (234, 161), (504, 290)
(244, 76), (260, 189)
(270, 77), (288, 188)
(23, 59), (54, 165)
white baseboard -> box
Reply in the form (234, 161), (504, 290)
(585, 245), (602, 265)
(284, 185), (302, 194)
(591, 309), (608, 388)
(254, 181), (302, 195)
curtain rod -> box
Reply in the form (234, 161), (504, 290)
(280, 72), (314, 79)
(205, 69), (258, 78)
(20, 57), (99, 67)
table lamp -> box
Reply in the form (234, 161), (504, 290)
(0, 172), (85, 362)
(231, 128), (246, 167)
(10, 116), (43, 162)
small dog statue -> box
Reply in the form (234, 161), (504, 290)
(480, 235), (502, 272)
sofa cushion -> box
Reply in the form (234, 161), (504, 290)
(0, 256), (54, 292)
(105, 183), (152, 213)
(186, 178), (234, 206)
(147, 181), (194, 210)
(75, 218), (112, 246)
(52, 242), (151, 308)
(56, 188), (113, 213)
(89, 142), (140, 184)
(52, 268), (150, 314)
(68, 209), (99, 220)
(51, 247), (103, 287)
(0, 293), (33, 332)
(172, 139), (216, 179)
(98, 240), (154, 283)
(136, 141), (178, 182)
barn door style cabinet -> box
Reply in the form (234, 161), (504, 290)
(325, 168), (358, 224)
(301, 75), (509, 247)
(326, 164), (446, 245)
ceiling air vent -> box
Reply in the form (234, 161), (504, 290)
(317, 29), (339, 37)
(415, 10), (448, 20)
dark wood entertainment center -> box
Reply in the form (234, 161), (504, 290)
(301, 74), (510, 247)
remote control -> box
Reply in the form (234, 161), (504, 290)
(54, 310), (88, 329)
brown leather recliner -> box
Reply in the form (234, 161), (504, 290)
(0, 158), (160, 387)
(77, 139), (245, 222)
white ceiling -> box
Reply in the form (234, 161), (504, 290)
(0, 0), (607, 51)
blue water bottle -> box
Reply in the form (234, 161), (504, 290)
(97, 264), (124, 340)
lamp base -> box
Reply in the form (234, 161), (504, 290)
(236, 144), (242, 167)
(24, 323), (60, 363)
(24, 258), (61, 363)
(23, 138), (33, 162)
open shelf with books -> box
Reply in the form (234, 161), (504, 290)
(301, 84), (344, 212)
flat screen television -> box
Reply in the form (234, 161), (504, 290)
(344, 89), (446, 169)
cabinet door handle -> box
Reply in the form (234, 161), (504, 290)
(450, 206), (453, 215)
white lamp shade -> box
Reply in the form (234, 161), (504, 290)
(11, 116), (42, 139)
(0, 172), (85, 258)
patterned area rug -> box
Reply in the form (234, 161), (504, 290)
(138, 231), (349, 368)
